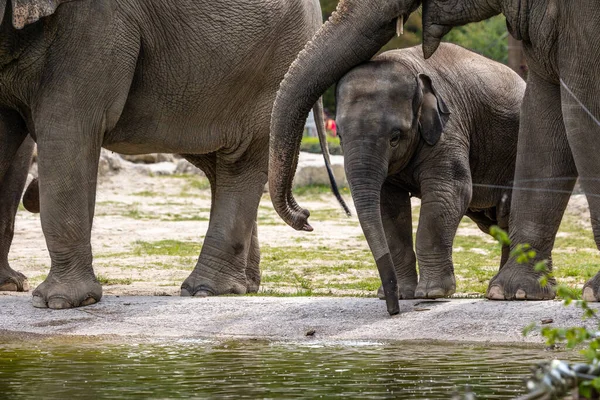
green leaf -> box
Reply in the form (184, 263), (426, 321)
(580, 382), (593, 399)
(522, 322), (537, 336)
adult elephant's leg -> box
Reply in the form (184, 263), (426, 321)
(32, 116), (105, 309)
(558, 66), (600, 301)
(487, 72), (576, 300)
(414, 177), (471, 298)
(376, 184), (416, 300)
(183, 153), (261, 293)
(0, 128), (34, 292)
(181, 139), (267, 296)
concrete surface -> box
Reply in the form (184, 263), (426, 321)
(1, 294), (597, 344)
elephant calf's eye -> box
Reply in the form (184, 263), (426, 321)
(390, 130), (401, 147)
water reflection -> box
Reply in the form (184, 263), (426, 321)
(0, 340), (575, 399)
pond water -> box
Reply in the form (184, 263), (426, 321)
(0, 339), (575, 399)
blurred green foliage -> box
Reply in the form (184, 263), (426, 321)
(318, 1), (509, 113)
(300, 135), (342, 155)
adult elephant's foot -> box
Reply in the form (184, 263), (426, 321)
(414, 274), (456, 299)
(32, 273), (102, 309)
(486, 267), (555, 300)
(180, 267), (247, 297)
(582, 272), (600, 302)
(0, 265), (30, 291)
(377, 284), (415, 300)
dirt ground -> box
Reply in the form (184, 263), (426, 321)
(6, 169), (597, 298)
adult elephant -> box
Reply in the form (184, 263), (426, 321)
(0, 0), (333, 309)
(420, 1), (600, 302)
(269, 0), (600, 312)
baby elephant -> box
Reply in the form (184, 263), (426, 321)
(336, 43), (525, 300)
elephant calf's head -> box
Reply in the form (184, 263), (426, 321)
(336, 59), (450, 183)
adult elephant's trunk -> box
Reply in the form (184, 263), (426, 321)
(344, 140), (399, 315)
(269, 0), (417, 231)
(421, 2), (452, 59)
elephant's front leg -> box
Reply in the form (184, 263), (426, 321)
(486, 71), (576, 300)
(32, 124), (103, 309)
(181, 143), (267, 296)
(414, 177), (471, 298)
(377, 183), (417, 299)
(0, 132), (34, 292)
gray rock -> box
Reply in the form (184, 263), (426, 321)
(98, 149), (124, 176)
(121, 153), (176, 164)
(175, 158), (205, 176)
(293, 152), (347, 188)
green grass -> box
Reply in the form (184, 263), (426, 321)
(132, 240), (201, 257)
(125, 206), (143, 219)
(132, 240), (202, 257)
(186, 177), (211, 191)
(96, 274), (133, 285)
(133, 190), (159, 197)
(300, 135), (342, 155)
(292, 184), (332, 196)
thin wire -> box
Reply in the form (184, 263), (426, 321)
(471, 183), (586, 196)
(560, 78), (600, 128)
(468, 81), (600, 197)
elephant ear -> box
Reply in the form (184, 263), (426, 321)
(11, 0), (74, 29)
(417, 73), (451, 146)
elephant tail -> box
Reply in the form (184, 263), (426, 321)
(23, 178), (40, 213)
(314, 99), (351, 217)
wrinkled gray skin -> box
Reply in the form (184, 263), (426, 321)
(421, 0), (600, 302)
(337, 44), (523, 300)
(270, 0), (600, 313)
(0, 136), (34, 292)
(0, 0), (327, 309)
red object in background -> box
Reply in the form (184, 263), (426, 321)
(326, 119), (337, 136)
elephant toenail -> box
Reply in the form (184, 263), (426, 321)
(81, 297), (98, 306)
(180, 288), (192, 297)
(48, 297), (73, 309)
(486, 286), (504, 300)
(515, 289), (527, 300)
(32, 296), (48, 308)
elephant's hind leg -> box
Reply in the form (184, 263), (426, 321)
(0, 136), (35, 292)
(181, 139), (267, 297)
(182, 153), (261, 293)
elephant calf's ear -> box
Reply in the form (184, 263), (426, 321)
(11, 0), (74, 29)
(417, 73), (450, 146)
